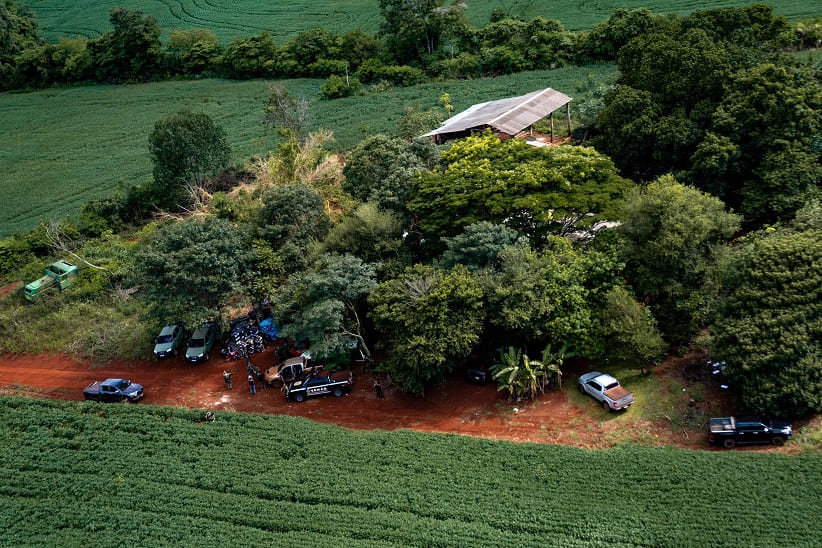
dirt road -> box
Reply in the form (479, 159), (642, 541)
(0, 348), (705, 448)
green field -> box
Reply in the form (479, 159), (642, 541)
(0, 64), (617, 237)
(0, 396), (820, 545)
(26, 0), (821, 43)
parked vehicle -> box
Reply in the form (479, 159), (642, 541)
(153, 321), (185, 359)
(708, 415), (792, 448)
(578, 371), (635, 411)
(264, 354), (319, 388)
(23, 260), (78, 302)
(465, 367), (489, 384)
(83, 378), (144, 403)
(185, 321), (219, 363)
(283, 370), (353, 402)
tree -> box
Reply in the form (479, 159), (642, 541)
(86, 7), (164, 82)
(273, 253), (377, 362)
(0, 0), (41, 84)
(483, 242), (598, 354)
(378, 0), (468, 63)
(438, 221), (523, 271)
(369, 264), (484, 395)
(318, 203), (405, 271)
(148, 109), (230, 211)
(410, 132), (633, 245)
(136, 216), (250, 320)
(256, 183), (330, 268)
(711, 226), (822, 417)
(617, 175), (741, 341)
(219, 31), (277, 79)
(396, 103), (445, 139)
(263, 83), (312, 142)
(342, 134), (438, 215)
(599, 285), (667, 372)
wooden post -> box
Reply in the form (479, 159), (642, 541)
(566, 103), (571, 136)
(550, 112), (554, 143)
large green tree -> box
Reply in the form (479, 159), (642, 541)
(273, 253), (377, 362)
(0, 0), (41, 81)
(148, 109), (230, 211)
(342, 134), (438, 215)
(86, 7), (164, 82)
(711, 223), (822, 417)
(369, 264), (484, 395)
(136, 216), (250, 320)
(617, 175), (741, 341)
(378, 0), (469, 63)
(410, 132), (633, 245)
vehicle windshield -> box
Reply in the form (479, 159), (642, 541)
(156, 335), (172, 344)
(605, 382), (619, 390)
(189, 338), (204, 347)
(116, 380), (130, 390)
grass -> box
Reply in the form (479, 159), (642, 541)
(1, 395), (820, 545)
(0, 64), (617, 237)
(25, 1), (819, 43)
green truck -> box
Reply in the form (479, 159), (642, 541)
(23, 260), (78, 302)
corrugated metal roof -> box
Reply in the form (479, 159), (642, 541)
(423, 88), (572, 138)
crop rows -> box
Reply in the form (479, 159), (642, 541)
(0, 65), (617, 237)
(1, 396), (820, 545)
(25, 1), (818, 43)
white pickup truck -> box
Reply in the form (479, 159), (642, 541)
(578, 371), (635, 411)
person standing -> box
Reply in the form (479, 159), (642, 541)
(257, 370), (266, 391)
(374, 380), (384, 399)
(248, 373), (256, 395)
(223, 371), (233, 389)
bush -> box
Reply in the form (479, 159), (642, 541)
(321, 74), (361, 99)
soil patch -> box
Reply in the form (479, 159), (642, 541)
(0, 349), (796, 452)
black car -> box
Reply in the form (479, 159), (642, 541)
(465, 368), (489, 384)
(708, 414), (792, 448)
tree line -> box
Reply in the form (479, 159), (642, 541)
(1, 2), (819, 96)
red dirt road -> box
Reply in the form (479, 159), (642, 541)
(0, 347), (704, 449)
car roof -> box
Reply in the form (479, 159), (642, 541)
(159, 324), (180, 335)
(581, 371), (618, 386)
(101, 378), (126, 385)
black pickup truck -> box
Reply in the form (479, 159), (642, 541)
(708, 414), (792, 448)
(83, 378), (144, 403)
(283, 370), (353, 402)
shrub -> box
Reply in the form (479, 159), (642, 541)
(321, 74), (361, 99)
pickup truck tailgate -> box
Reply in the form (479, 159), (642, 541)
(605, 386), (634, 407)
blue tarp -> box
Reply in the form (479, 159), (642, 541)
(258, 318), (279, 340)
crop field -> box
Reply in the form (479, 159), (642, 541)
(0, 64), (617, 237)
(25, 1), (819, 43)
(0, 396), (820, 545)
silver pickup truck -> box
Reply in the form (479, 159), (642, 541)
(578, 371), (635, 411)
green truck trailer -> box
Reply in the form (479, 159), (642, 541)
(23, 260), (78, 302)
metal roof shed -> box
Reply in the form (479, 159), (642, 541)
(422, 88), (572, 143)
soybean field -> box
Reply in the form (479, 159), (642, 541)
(25, 1), (821, 43)
(0, 396), (820, 546)
(0, 64), (617, 237)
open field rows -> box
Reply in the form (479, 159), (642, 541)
(25, 1), (820, 43)
(0, 64), (617, 237)
(0, 396), (820, 545)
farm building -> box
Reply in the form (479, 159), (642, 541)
(422, 88), (572, 145)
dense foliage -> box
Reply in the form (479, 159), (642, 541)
(617, 175), (741, 342)
(1, 397), (821, 545)
(594, 5), (821, 225)
(711, 215), (822, 417)
(410, 132), (633, 245)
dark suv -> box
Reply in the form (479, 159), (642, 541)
(153, 321), (185, 359)
(185, 321), (219, 363)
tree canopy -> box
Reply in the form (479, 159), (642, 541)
(148, 109), (230, 211)
(617, 175), (741, 341)
(410, 132), (633, 245)
(136, 217), (250, 321)
(711, 224), (822, 417)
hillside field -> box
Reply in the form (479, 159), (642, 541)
(0, 396), (820, 545)
(25, 0), (820, 43)
(0, 64), (617, 238)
